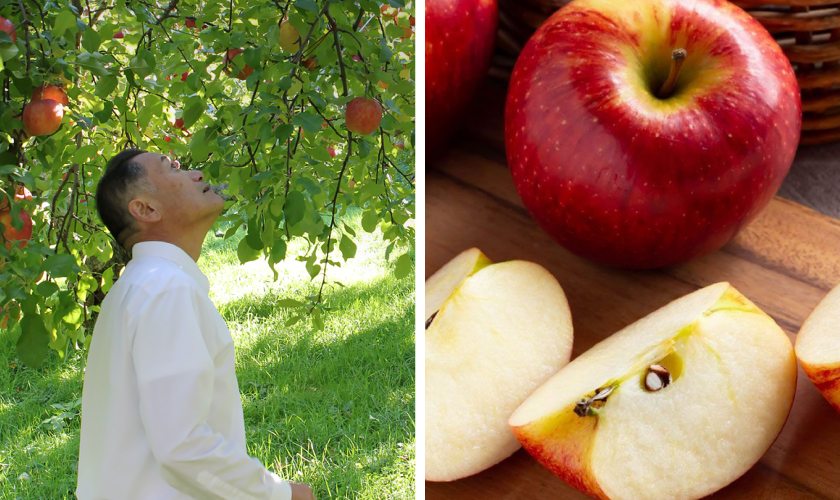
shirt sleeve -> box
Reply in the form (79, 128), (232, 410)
(131, 285), (292, 500)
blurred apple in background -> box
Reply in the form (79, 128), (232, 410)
(505, 0), (801, 269)
(426, 0), (498, 156)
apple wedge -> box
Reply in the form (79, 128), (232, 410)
(510, 283), (796, 500)
(426, 248), (573, 481)
(795, 282), (840, 414)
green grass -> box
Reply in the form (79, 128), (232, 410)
(0, 213), (416, 499)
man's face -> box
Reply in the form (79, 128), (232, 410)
(134, 152), (224, 230)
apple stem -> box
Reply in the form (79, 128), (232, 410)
(657, 49), (687, 99)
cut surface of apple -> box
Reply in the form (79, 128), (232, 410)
(510, 283), (796, 500)
(426, 249), (573, 481)
(795, 282), (840, 413)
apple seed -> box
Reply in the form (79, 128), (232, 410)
(574, 385), (616, 417)
(425, 312), (437, 330)
(644, 364), (671, 392)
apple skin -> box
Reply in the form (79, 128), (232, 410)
(279, 21), (300, 53)
(0, 16), (16, 42)
(426, 0), (497, 155)
(185, 18), (197, 29)
(505, 0), (801, 269)
(224, 48), (254, 80)
(0, 208), (33, 251)
(0, 186), (32, 212)
(23, 99), (64, 136)
(113, 30), (124, 39)
(31, 84), (69, 107)
(345, 97), (383, 135)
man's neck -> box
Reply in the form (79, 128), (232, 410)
(126, 230), (205, 262)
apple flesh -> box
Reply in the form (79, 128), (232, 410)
(426, 248), (574, 481)
(505, 0), (801, 269)
(426, 0), (498, 155)
(23, 99), (63, 136)
(795, 282), (840, 414)
(510, 283), (796, 500)
(344, 97), (382, 135)
(31, 84), (69, 108)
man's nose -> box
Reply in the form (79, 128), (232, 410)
(192, 170), (204, 182)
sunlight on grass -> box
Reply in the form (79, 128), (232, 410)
(0, 211), (415, 499)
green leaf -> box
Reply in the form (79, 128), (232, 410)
(270, 238), (287, 263)
(293, 112), (323, 133)
(246, 216), (264, 250)
(285, 315), (302, 327)
(275, 124), (294, 143)
(284, 191), (306, 226)
(36, 281), (60, 297)
(394, 252), (412, 279)
(72, 144), (99, 164)
(244, 47), (262, 70)
(52, 11), (79, 39)
(183, 100), (204, 129)
(306, 260), (321, 279)
(361, 209), (379, 233)
(82, 29), (101, 52)
(237, 238), (261, 264)
(94, 75), (119, 99)
(296, 0), (320, 13)
(276, 298), (302, 307)
(39, 254), (79, 278)
(339, 234), (357, 260)
(17, 313), (50, 369)
(101, 266), (115, 294)
(311, 308), (324, 330)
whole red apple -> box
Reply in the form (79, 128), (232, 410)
(186, 18), (197, 29)
(0, 16), (16, 42)
(173, 117), (185, 130)
(327, 147), (337, 158)
(426, 0), (497, 155)
(0, 208), (33, 251)
(345, 97), (382, 135)
(31, 84), (69, 107)
(505, 0), (801, 269)
(23, 99), (64, 136)
(224, 48), (254, 80)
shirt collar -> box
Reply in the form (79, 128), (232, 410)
(131, 241), (210, 293)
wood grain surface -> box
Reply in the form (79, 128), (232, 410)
(425, 81), (840, 500)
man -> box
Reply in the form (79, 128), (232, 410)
(76, 149), (315, 500)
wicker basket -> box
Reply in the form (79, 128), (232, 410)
(493, 0), (840, 145)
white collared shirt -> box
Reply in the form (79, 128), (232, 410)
(76, 241), (291, 500)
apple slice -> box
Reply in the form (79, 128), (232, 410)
(510, 283), (796, 500)
(795, 282), (840, 414)
(426, 249), (573, 481)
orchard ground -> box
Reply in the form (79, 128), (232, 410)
(0, 210), (416, 499)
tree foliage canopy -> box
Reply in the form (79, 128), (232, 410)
(0, 0), (416, 368)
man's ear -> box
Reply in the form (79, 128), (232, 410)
(127, 197), (161, 224)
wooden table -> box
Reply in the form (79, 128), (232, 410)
(426, 80), (840, 500)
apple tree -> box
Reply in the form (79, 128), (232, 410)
(0, 0), (415, 368)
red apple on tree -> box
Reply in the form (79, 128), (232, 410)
(180, 71), (189, 82)
(505, 0), (801, 269)
(345, 97), (382, 135)
(0, 186), (32, 212)
(0, 207), (33, 251)
(31, 84), (69, 107)
(327, 147), (337, 158)
(426, 0), (497, 155)
(224, 48), (254, 80)
(186, 17), (197, 29)
(113, 30), (124, 39)
(0, 16), (16, 42)
(303, 57), (317, 71)
(23, 99), (64, 136)
(173, 117), (185, 130)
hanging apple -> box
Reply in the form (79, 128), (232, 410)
(279, 21), (300, 53)
(224, 48), (254, 80)
(31, 84), (69, 107)
(0, 16), (16, 42)
(23, 99), (63, 136)
(344, 97), (382, 135)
